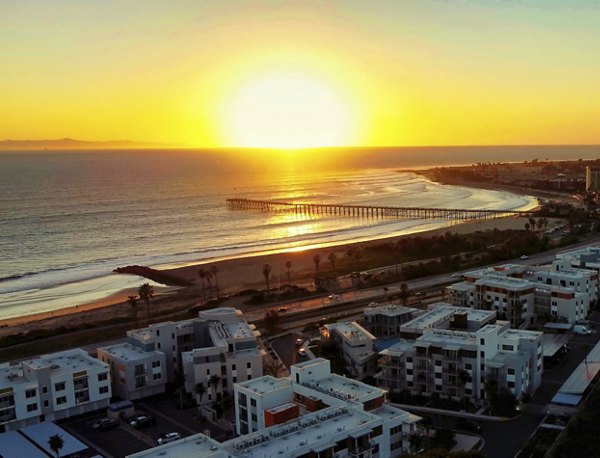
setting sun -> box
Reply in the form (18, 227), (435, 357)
(226, 73), (351, 149)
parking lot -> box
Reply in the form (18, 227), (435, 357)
(62, 393), (231, 458)
(271, 332), (311, 369)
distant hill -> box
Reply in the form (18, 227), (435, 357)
(0, 138), (177, 150)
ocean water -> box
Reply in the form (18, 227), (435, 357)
(1, 145), (590, 320)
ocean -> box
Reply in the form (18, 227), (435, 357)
(1, 145), (596, 321)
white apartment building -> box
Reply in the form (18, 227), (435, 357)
(363, 304), (421, 337)
(377, 317), (543, 404)
(325, 322), (377, 380)
(129, 359), (420, 458)
(0, 349), (111, 432)
(97, 343), (167, 400)
(448, 262), (596, 325)
(181, 308), (264, 404)
(399, 303), (497, 340)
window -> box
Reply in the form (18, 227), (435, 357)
(158, 343), (161, 349)
(232, 376), (237, 383)
(152, 361), (161, 368)
(26, 403), (37, 412)
(42, 386), (48, 394)
(25, 389), (36, 398)
(172, 333), (175, 339)
(465, 363), (472, 370)
(99, 386), (109, 394)
(157, 330), (160, 336)
(507, 368), (515, 375)
(406, 357), (412, 363)
(98, 372), (108, 382)
(44, 400), (49, 408)
(56, 396), (67, 405)
(206, 369), (210, 375)
(247, 362), (251, 369)
(172, 345), (176, 351)
(480, 338), (485, 345)
(232, 364), (236, 371)
(434, 360), (442, 366)
(502, 345), (514, 351)
(251, 399), (256, 407)
(54, 382), (66, 392)
(153, 373), (162, 380)
(251, 413), (257, 421)
(480, 351), (485, 358)
(247, 375), (252, 380)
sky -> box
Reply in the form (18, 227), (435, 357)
(1, 0), (600, 148)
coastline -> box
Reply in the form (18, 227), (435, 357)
(0, 213), (535, 337)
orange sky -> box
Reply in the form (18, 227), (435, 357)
(1, 1), (600, 148)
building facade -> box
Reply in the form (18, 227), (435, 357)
(0, 349), (111, 432)
(325, 322), (378, 380)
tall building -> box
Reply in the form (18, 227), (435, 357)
(376, 306), (543, 404)
(0, 349), (111, 432)
(324, 322), (378, 379)
(129, 359), (420, 458)
(97, 343), (167, 400)
(586, 166), (600, 192)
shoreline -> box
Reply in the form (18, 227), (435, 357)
(0, 172), (553, 332)
(0, 214), (537, 334)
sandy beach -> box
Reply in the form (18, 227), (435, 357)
(0, 214), (538, 338)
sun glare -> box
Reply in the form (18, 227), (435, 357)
(227, 73), (350, 149)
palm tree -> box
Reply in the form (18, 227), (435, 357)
(138, 283), (154, 322)
(194, 382), (207, 405)
(127, 295), (139, 323)
(198, 268), (206, 300)
(536, 218), (544, 235)
(48, 434), (64, 458)
(262, 264), (272, 295)
(209, 374), (221, 401)
(525, 222), (530, 232)
(528, 217), (536, 233)
(313, 254), (321, 278)
(328, 252), (337, 278)
(400, 283), (410, 306)
(210, 265), (220, 298)
(205, 271), (213, 299)
(285, 261), (292, 286)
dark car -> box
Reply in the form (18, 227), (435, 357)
(129, 415), (155, 429)
(92, 418), (118, 431)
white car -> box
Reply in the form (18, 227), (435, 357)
(328, 294), (340, 302)
(520, 255), (528, 260)
(157, 432), (181, 445)
(298, 348), (307, 356)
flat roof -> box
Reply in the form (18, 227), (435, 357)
(364, 304), (417, 317)
(20, 422), (88, 456)
(20, 349), (107, 378)
(237, 375), (291, 395)
(402, 304), (495, 331)
(542, 334), (571, 357)
(98, 342), (160, 361)
(128, 432), (226, 457)
(558, 340), (600, 395)
(0, 431), (49, 458)
(308, 373), (385, 401)
(326, 322), (375, 341)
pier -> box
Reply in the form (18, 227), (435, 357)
(226, 198), (534, 221)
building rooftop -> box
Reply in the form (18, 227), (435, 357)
(326, 322), (376, 342)
(304, 373), (385, 402)
(402, 304), (495, 331)
(379, 339), (415, 357)
(98, 342), (159, 362)
(0, 431), (48, 458)
(20, 348), (106, 378)
(364, 304), (418, 317)
(237, 375), (291, 395)
(129, 432), (226, 457)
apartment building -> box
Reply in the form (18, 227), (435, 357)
(377, 317), (543, 404)
(363, 304), (421, 337)
(325, 322), (378, 380)
(0, 349), (111, 432)
(130, 359), (420, 458)
(181, 307), (264, 404)
(448, 262), (596, 325)
(97, 343), (167, 400)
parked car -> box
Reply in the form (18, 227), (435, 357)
(92, 418), (118, 431)
(157, 432), (181, 445)
(298, 348), (307, 356)
(278, 307), (288, 312)
(129, 415), (155, 429)
(295, 338), (304, 346)
(574, 325), (592, 335)
(328, 294), (340, 302)
(520, 254), (528, 260)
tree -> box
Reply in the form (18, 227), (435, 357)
(205, 270), (213, 298)
(138, 283), (154, 322)
(420, 416), (433, 448)
(198, 268), (206, 300)
(48, 434), (64, 458)
(525, 222), (530, 232)
(194, 382), (207, 405)
(409, 433), (423, 453)
(328, 252), (337, 278)
(127, 295), (139, 323)
(210, 265), (220, 298)
(313, 254), (321, 278)
(262, 264), (272, 295)
(400, 283), (410, 306)
(209, 374), (221, 400)
(264, 310), (280, 334)
(285, 261), (292, 286)
(433, 428), (456, 450)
